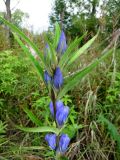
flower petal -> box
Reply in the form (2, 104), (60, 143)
(57, 31), (67, 54)
(56, 106), (69, 126)
(53, 67), (63, 89)
(49, 100), (64, 117)
(44, 44), (49, 57)
(45, 133), (56, 150)
(59, 134), (70, 153)
(44, 70), (51, 84)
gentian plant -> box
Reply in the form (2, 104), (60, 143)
(44, 30), (70, 158)
(0, 16), (113, 160)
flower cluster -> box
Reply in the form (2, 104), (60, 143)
(44, 30), (70, 155)
(44, 67), (63, 89)
(45, 133), (70, 153)
(44, 30), (67, 89)
(49, 100), (69, 127)
(46, 100), (70, 153)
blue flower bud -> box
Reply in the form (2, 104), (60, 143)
(59, 134), (70, 153)
(53, 67), (63, 89)
(44, 44), (49, 57)
(49, 100), (64, 117)
(56, 106), (69, 126)
(57, 31), (67, 54)
(44, 70), (51, 84)
(45, 133), (56, 150)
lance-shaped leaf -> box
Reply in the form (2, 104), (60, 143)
(0, 16), (45, 66)
(20, 146), (45, 151)
(23, 107), (42, 126)
(47, 41), (58, 67)
(44, 34), (58, 69)
(59, 33), (87, 70)
(11, 146), (45, 152)
(58, 49), (113, 99)
(54, 22), (61, 49)
(44, 44), (54, 75)
(64, 34), (98, 69)
(16, 125), (60, 135)
(14, 33), (44, 80)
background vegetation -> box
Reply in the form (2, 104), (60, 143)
(0, 0), (120, 159)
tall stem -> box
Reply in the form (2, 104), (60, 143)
(51, 88), (56, 122)
(55, 152), (61, 160)
(51, 88), (61, 158)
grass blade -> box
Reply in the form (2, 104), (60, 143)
(98, 115), (120, 150)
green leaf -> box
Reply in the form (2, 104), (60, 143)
(58, 49), (113, 99)
(10, 146), (45, 153)
(45, 38), (58, 69)
(13, 33), (44, 80)
(49, 43), (58, 67)
(54, 22), (61, 48)
(0, 16), (45, 66)
(66, 34), (98, 68)
(59, 33), (87, 70)
(16, 125), (60, 135)
(98, 115), (120, 150)
(62, 124), (84, 138)
(0, 156), (8, 160)
(21, 146), (45, 150)
(23, 107), (42, 126)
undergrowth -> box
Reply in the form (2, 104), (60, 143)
(0, 48), (120, 159)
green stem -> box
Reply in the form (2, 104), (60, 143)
(55, 152), (61, 160)
(51, 88), (60, 152)
(51, 88), (63, 160)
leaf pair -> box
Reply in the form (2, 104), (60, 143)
(58, 49), (113, 99)
(16, 107), (59, 135)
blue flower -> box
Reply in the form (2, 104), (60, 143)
(44, 70), (51, 84)
(45, 133), (56, 150)
(56, 106), (69, 126)
(49, 100), (69, 126)
(53, 67), (63, 89)
(57, 31), (67, 54)
(49, 100), (64, 117)
(59, 134), (70, 153)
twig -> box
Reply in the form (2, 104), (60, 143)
(11, 0), (20, 11)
